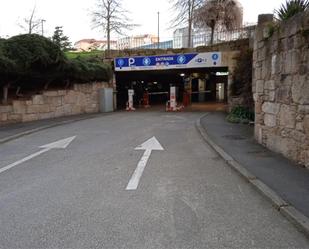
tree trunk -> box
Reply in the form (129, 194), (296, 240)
(2, 84), (9, 105)
(210, 20), (216, 45)
(210, 27), (215, 45)
(16, 86), (22, 97)
(44, 80), (52, 90)
(65, 80), (70, 89)
(187, 1), (193, 48)
(107, 26), (111, 58)
(188, 20), (192, 48)
(106, 2), (111, 59)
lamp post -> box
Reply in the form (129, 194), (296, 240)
(41, 19), (46, 36)
(157, 11), (160, 49)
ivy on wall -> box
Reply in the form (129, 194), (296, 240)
(231, 48), (254, 109)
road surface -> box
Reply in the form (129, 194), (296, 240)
(0, 112), (308, 249)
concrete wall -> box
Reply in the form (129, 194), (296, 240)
(253, 12), (309, 168)
(0, 82), (108, 125)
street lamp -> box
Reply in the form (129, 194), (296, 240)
(41, 19), (46, 36)
(157, 12), (160, 50)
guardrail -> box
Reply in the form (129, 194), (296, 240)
(114, 26), (256, 51)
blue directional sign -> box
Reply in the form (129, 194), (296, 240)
(114, 52), (221, 71)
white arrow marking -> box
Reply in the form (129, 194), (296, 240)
(0, 136), (76, 174)
(126, 136), (164, 190)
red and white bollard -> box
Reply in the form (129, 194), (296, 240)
(126, 89), (136, 111)
(170, 86), (177, 111)
(166, 86), (184, 112)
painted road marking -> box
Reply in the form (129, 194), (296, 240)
(126, 136), (164, 190)
(0, 136), (76, 174)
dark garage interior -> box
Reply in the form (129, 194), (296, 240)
(115, 67), (228, 110)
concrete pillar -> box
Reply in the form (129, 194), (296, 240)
(258, 14), (274, 25)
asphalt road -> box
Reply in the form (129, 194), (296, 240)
(0, 112), (308, 249)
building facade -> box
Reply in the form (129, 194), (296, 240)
(74, 39), (117, 51)
(117, 34), (159, 50)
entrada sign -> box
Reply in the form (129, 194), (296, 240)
(114, 52), (222, 71)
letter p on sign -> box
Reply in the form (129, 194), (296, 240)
(129, 58), (135, 66)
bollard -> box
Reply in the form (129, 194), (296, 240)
(126, 89), (135, 111)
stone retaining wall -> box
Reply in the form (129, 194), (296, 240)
(253, 12), (309, 168)
(0, 82), (108, 125)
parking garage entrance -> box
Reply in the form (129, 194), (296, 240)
(114, 52), (228, 110)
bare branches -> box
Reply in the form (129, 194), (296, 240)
(170, 0), (203, 27)
(169, 0), (204, 47)
(91, 0), (138, 55)
(18, 6), (42, 34)
(194, 0), (243, 31)
(194, 0), (243, 44)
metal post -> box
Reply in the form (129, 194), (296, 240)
(157, 12), (160, 50)
(41, 19), (46, 36)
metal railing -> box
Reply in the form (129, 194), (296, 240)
(115, 25), (256, 51)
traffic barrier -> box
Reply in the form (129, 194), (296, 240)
(166, 101), (184, 112)
(142, 92), (150, 108)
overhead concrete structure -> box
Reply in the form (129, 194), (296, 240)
(111, 39), (248, 110)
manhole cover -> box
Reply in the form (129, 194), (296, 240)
(222, 135), (246, 140)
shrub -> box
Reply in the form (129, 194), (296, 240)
(0, 34), (112, 102)
(65, 57), (112, 83)
(227, 106), (255, 124)
(276, 0), (309, 21)
(0, 34), (67, 91)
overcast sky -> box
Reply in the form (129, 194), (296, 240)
(0, 0), (284, 43)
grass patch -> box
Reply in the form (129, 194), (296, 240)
(65, 50), (104, 59)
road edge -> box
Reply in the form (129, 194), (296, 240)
(196, 114), (309, 238)
(0, 113), (108, 145)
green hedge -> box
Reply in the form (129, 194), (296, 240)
(0, 34), (112, 97)
(65, 57), (112, 83)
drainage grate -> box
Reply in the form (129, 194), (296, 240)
(222, 134), (246, 140)
(247, 150), (271, 157)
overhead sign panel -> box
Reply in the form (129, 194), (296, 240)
(114, 52), (222, 71)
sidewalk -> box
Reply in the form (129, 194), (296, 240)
(0, 113), (105, 144)
(198, 112), (309, 233)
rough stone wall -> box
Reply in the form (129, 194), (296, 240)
(0, 82), (108, 125)
(253, 12), (309, 168)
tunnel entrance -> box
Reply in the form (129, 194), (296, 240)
(115, 68), (228, 110)
(114, 52), (228, 110)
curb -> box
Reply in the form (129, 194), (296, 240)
(0, 113), (105, 145)
(196, 115), (309, 238)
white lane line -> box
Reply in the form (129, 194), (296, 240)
(126, 136), (164, 191)
(126, 150), (152, 190)
(0, 148), (50, 174)
(0, 136), (76, 175)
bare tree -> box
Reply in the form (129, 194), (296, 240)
(170, 0), (204, 48)
(18, 6), (42, 34)
(91, 0), (137, 56)
(194, 0), (243, 45)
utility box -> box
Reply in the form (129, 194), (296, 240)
(99, 88), (114, 113)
